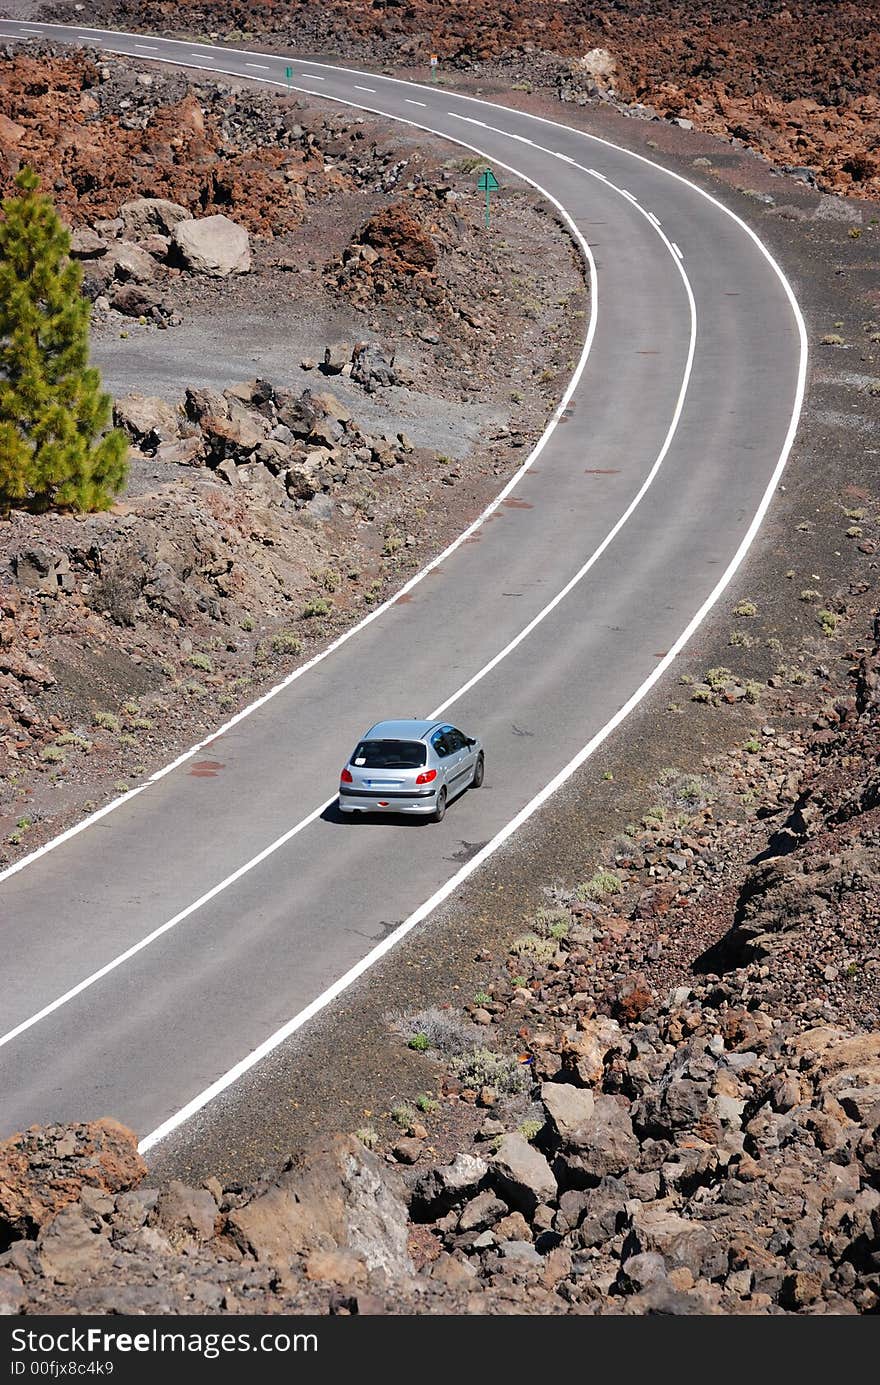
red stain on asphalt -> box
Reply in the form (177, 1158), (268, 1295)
(395, 592), (415, 603)
(189, 760), (224, 777)
(503, 497), (533, 509)
(584, 468), (620, 475)
(464, 533), (482, 544)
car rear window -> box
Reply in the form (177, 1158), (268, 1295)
(353, 739), (426, 769)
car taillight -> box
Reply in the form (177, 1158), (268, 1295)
(415, 769), (437, 784)
(340, 768), (353, 783)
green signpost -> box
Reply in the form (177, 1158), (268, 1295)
(285, 64), (293, 93)
(477, 167), (500, 228)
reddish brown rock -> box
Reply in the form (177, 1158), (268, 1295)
(0, 1120), (147, 1241)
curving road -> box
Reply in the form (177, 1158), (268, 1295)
(0, 20), (806, 1155)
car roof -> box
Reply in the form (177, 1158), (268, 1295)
(362, 719), (444, 742)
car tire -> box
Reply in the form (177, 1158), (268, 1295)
(471, 753), (484, 788)
(431, 786), (448, 823)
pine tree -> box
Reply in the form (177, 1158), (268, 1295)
(0, 166), (128, 513)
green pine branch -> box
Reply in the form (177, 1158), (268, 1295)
(0, 165), (128, 513)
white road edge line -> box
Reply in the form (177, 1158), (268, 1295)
(672, 242), (683, 259)
(0, 50), (697, 1061)
(0, 60), (601, 889)
(0, 26), (808, 1159)
(2, 169), (693, 1059)
(405, 99), (426, 106)
(0, 43), (701, 1047)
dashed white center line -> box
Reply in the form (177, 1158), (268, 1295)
(133, 44), (158, 52)
(246, 62), (270, 70)
(647, 211), (662, 228)
(190, 52), (213, 61)
(302, 73), (324, 80)
(405, 99), (427, 107)
(354, 85), (375, 92)
(672, 242), (684, 260)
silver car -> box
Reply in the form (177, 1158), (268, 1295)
(338, 718), (484, 822)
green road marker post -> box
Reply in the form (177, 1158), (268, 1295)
(285, 64), (293, 93)
(477, 167), (500, 228)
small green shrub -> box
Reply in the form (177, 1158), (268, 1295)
(301, 597), (332, 618)
(451, 1048), (529, 1094)
(817, 609), (839, 636)
(519, 1118), (543, 1142)
(799, 589), (821, 603)
(416, 1093), (438, 1115)
(39, 744), (65, 764)
(188, 653), (213, 673)
(510, 933), (558, 963)
(92, 711), (119, 732)
(473, 991), (493, 1007)
(240, 615), (254, 631)
(382, 534), (403, 556)
(55, 733), (90, 750)
(312, 567), (340, 592)
(390, 1103), (418, 1131)
(272, 631), (302, 655)
(821, 333), (844, 345)
(705, 667), (733, 690)
(396, 1006), (480, 1058)
(355, 1126), (379, 1150)
(733, 600), (758, 617)
(729, 630), (752, 647)
(744, 681), (762, 704)
(576, 869), (621, 902)
(534, 906), (570, 938)
(744, 738), (761, 754)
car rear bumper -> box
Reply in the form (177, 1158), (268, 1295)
(338, 786), (438, 814)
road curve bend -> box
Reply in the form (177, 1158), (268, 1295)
(0, 20), (807, 1154)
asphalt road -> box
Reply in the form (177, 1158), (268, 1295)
(0, 21), (806, 1154)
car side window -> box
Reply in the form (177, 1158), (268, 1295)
(432, 729), (450, 758)
(446, 727), (465, 753)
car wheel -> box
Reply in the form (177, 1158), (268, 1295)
(431, 786), (448, 823)
(471, 752), (484, 788)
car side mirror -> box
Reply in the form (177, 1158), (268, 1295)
(467, 738), (475, 747)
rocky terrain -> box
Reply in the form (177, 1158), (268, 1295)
(0, 44), (585, 858)
(36, 0), (880, 201)
(0, 12), (879, 1320)
(2, 603), (879, 1314)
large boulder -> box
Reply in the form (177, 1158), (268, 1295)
(120, 197), (193, 240)
(113, 393), (180, 450)
(350, 341), (398, 392)
(0, 1121), (147, 1243)
(226, 1135), (412, 1279)
(489, 1133), (556, 1217)
(554, 1094), (640, 1181)
(410, 1153), (488, 1220)
(172, 214), (251, 276)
